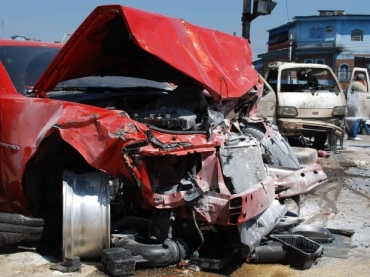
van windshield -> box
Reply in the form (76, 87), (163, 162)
(269, 68), (340, 93)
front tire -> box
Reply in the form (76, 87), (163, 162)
(242, 124), (300, 169)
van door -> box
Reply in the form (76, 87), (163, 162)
(346, 67), (370, 118)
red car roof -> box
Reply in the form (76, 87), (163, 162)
(0, 39), (62, 48)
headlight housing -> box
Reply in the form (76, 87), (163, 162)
(277, 106), (298, 118)
(332, 106), (347, 116)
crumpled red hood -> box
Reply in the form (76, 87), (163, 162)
(34, 5), (258, 101)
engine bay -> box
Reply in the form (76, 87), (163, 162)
(47, 84), (232, 132)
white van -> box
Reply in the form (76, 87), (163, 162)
(258, 62), (347, 150)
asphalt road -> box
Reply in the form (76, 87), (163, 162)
(1, 134), (370, 277)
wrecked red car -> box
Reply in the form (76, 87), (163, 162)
(0, 5), (327, 273)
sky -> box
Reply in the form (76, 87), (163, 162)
(0, 0), (367, 60)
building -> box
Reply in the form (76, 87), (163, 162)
(255, 10), (370, 89)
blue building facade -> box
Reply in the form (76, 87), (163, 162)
(256, 10), (370, 88)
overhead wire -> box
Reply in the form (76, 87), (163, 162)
(285, 0), (290, 22)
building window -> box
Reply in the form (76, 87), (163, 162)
(310, 27), (324, 39)
(304, 58), (325, 64)
(351, 29), (363, 41)
(267, 31), (289, 45)
(338, 63), (349, 80)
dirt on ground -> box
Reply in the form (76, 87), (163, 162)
(129, 136), (370, 277)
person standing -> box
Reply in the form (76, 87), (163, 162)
(347, 74), (369, 140)
(348, 119), (362, 140)
(347, 118), (370, 140)
(350, 73), (367, 92)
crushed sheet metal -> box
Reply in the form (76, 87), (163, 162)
(269, 164), (328, 198)
(33, 5), (258, 101)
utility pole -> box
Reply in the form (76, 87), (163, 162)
(242, 0), (253, 41)
(288, 34), (293, 62)
(242, 0), (277, 41)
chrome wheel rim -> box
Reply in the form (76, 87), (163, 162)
(63, 171), (110, 259)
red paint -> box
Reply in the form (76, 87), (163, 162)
(0, 5), (326, 229)
(34, 5), (258, 102)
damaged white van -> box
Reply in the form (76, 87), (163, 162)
(258, 62), (347, 150)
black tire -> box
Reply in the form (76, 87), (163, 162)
(242, 124), (300, 169)
(0, 213), (44, 245)
(0, 223), (43, 234)
(312, 133), (328, 150)
(0, 232), (42, 244)
(0, 212), (44, 227)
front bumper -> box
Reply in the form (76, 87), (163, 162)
(277, 118), (344, 137)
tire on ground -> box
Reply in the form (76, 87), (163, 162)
(0, 212), (44, 245)
(0, 212), (44, 226)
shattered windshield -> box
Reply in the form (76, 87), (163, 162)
(266, 67), (341, 93)
(279, 68), (340, 93)
(0, 46), (60, 94)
